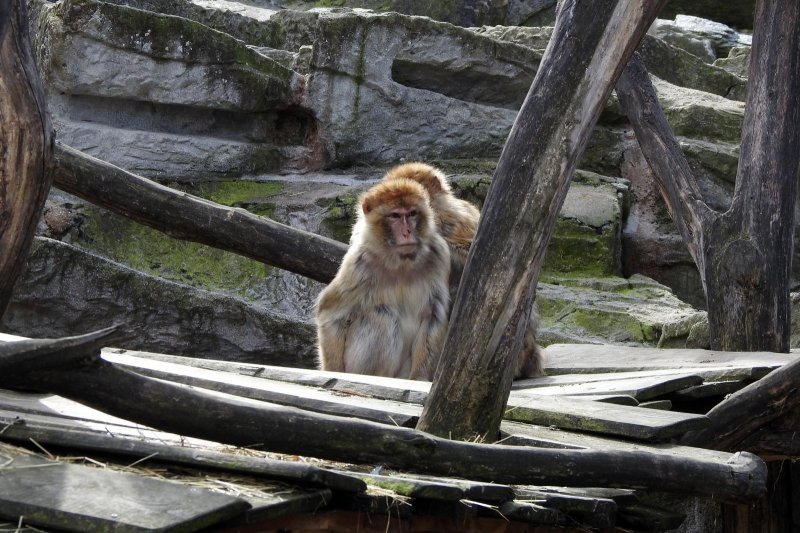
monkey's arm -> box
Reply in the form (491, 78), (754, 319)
(315, 281), (353, 372)
(410, 289), (450, 381)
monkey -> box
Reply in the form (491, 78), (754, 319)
(382, 162), (545, 379)
(315, 178), (451, 381)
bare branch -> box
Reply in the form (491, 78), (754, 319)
(615, 53), (716, 271)
(53, 142), (347, 284)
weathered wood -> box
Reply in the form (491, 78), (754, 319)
(0, 449), (250, 531)
(512, 374), (702, 401)
(418, 0), (669, 441)
(104, 351), (421, 427)
(53, 142), (346, 284)
(514, 488), (617, 529)
(0, 0), (54, 316)
(680, 356), (800, 451)
(517, 364), (763, 383)
(736, 408), (800, 459)
(504, 394), (707, 441)
(638, 400), (672, 410)
(0, 408), (366, 493)
(106, 350), (706, 442)
(616, 502), (686, 532)
(669, 380), (747, 401)
(222, 487), (333, 526)
(617, 0), (800, 352)
(105, 348), (432, 404)
(543, 344), (793, 376)
(343, 472), (465, 501)
(0, 325), (126, 376)
(0, 356), (767, 500)
(502, 421), (744, 464)
(497, 501), (563, 525)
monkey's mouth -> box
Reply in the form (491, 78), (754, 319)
(396, 243), (418, 259)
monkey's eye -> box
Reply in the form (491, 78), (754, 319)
(387, 213), (402, 220)
(407, 210), (418, 218)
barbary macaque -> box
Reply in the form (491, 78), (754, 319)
(383, 162), (544, 378)
(315, 178), (451, 380)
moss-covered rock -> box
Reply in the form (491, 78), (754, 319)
(537, 275), (706, 347)
(2, 238), (317, 366)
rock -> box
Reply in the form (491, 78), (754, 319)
(2, 238), (318, 367)
(649, 15), (752, 62)
(659, 0), (755, 31)
(34, 0), (317, 179)
(480, 25), (746, 100)
(536, 275), (707, 348)
(713, 46), (751, 78)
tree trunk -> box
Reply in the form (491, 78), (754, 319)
(53, 143), (347, 284)
(416, 0), (668, 441)
(616, 0), (800, 352)
(703, 0), (800, 352)
(0, 0), (54, 316)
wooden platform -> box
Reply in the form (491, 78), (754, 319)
(0, 338), (797, 531)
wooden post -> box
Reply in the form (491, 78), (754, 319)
(416, 0), (668, 441)
(0, 0), (54, 316)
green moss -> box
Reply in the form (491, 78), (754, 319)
(319, 193), (359, 242)
(77, 207), (272, 297)
(569, 308), (658, 344)
(192, 180), (285, 208)
(543, 218), (618, 277)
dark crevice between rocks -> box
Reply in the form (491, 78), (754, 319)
(390, 59), (533, 110)
(59, 94), (316, 146)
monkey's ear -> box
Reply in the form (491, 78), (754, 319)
(362, 197), (373, 214)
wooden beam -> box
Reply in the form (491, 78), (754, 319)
(680, 356), (800, 451)
(0, 0), (54, 316)
(0, 325), (126, 376)
(0, 356), (767, 501)
(52, 142), (346, 284)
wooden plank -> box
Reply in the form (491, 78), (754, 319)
(512, 374), (702, 401)
(0, 408), (366, 493)
(638, 400), (672, 410)
(104, 348), (432, 404)
(670, 380), (747, 400)
(514, 488), (617, 529)
(104, 352), (422, 427)
(543, 344), (796, 375)
(616, 502), (686, 531)
(368, 471), (515, 503)
(501, 421), (739, 463)
(497, 501), (563, 525)
(107, 351), (705, 442)
(224, 488), (333, 525)
(0, 449), (249, 532)
(342, 472), (465, 501)
(562, 394), (640, 405)
(503, 394), (707, 441)
(513, 366), (760, 387)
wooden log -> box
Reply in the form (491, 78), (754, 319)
(0, 325), (125, 376)
(616, 0), (800, 352)
(52, 142), (346, 284)
(0, 0), (54, 315)
(680, 356), (800, 451)
(0, 408), (366, 492)
(0, 357), (767, 501)
(418, 0), (669, 441)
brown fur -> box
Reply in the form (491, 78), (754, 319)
(315, 179), (451, 380)
(382, 162), (545, 378)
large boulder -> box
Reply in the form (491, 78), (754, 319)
(2, 237), (318, 366)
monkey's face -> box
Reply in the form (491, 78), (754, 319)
(385, 207), (420, 259)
